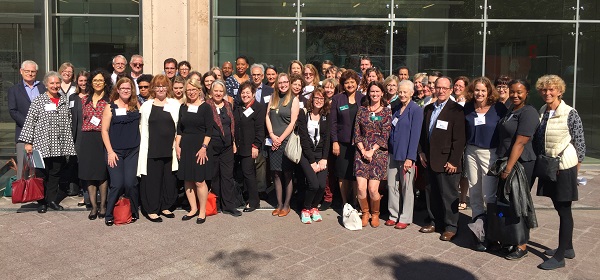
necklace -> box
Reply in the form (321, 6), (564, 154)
(369, 103), (381, 119)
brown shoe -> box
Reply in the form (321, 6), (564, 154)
(278, 208), (291, 217)
(358, 197), (370, 227)
(272, 208), (281, 216)
(370, 197), (381, 228)
(440, 231), (456, 241)
(419, 225), (436, 233)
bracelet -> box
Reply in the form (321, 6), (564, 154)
(201, 144), (208, 149)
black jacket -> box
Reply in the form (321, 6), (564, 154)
(234, 101), (266, 157)
(298, 109), (330, 164)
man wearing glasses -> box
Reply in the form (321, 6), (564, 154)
(8, 60), (46, 180)
(129, 54), (144, 95)
(418, 76), (466, 242)
(110, 55), (128, 85)
(163, 58), (178, 82)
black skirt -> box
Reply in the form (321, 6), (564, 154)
(536, 165), (578, 202)
(335, 142), (356, 181)
(78, 131), (107, 181)
(178, 133), (210, 182)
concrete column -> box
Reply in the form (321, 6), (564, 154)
(188, 0), (211, 73)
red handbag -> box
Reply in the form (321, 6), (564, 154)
(12, 154), (44, 204)
(206, 192), (217, 216)
(114, 197), (132, 225)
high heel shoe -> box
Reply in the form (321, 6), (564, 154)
(88, 209), (98, 220)
(182, 210), (199, 221)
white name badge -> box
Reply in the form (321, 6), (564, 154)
(263, 95), (271, 103)
(265, 138), (273, 146)
(115, 108), (127, 116)
(163, 106), (170, 112)
(436, 120), (448, 130)
(216, 107), (221, 114)
(299, 102), (305, 109)
(474, 116), (486, 126)
(243, 107), (254, 117)
(69, 101), (74, 108)
(392, 117), (398, 127)
(233, 89), (238, 96)
(187, 105), (198, 113)
(387, 104), (391, 109)
(90, 116), (101, 126)
(44, 103), (57, 111)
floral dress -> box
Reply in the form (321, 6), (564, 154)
(353, 106), (392, 180)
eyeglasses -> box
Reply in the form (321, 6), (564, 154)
(119, 88), (132, 91)
(132, 63), (144, 67)
(155, 86), (168, 90)
(304, 72), (314, 77)
(138, 86), (149, 89)
(164, 67), (176, 70)
(92, 79), (105, 84)
(179, 68), (190, 71)
(22, 70), (37, 74)
(313, 97), (325, 101)
(114, 63), (126, 66)
(435, 86), (451, 91)
(62, 71), (73, 75)
(496, 85), (508, 89)
(278, 81), (290, 84)
(186, 89), (199, 92)
(251, 74), (263, 77)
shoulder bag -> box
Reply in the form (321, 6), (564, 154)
(284, 108), (306, 164)
(534, 146), (567, 182)
(11, 153), (44, 204)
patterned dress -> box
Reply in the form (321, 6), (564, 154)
(353, 106), (392, 180)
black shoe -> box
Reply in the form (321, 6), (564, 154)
(48, 202), (64, 211)
(98, 208), (106, 219)
(545, 248), (575, 259)
(243, 207), (257, 213)
(131, 217), (138, 223)
(196, 217), (206, 224)
(88, 209), (98, 220)
(223, 209), (242, 217)
(318, 201), (332, 211)
(161, 211), (175, 219)
(37, 204), (47, 213)
(148, 215), (163, 223)
(182, 210), (199, 221)
(538, 257), (566, 270)
(105, 220), (114, 226)
(505, 247), (528, 260)
(473, 242), (487, 252)
(77, 202), (86, 207)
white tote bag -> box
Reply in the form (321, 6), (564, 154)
(342, 203), (362, 231)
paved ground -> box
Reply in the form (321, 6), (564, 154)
(0, 166), (599, 280)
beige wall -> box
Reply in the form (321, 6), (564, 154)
(141, 0), (211, 75)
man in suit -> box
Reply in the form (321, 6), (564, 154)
(110, 55), (127, 85)
(129, 54), (144, 96)
(8, 60), (46, 180)
(418, 76), (466, 241)
(249, 63), (273, 197)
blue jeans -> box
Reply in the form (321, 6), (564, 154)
(105, 147), (140, 220)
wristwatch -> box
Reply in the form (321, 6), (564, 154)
(201, 144), (208, 149)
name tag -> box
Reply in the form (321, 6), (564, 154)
(163, 106), (170, 112)
(263, 95), (271, 103)
(265, 138), (273, 146)
(90, 116), (101, 126)
(45, 103), (57, 111)
(339, 104), (349, 111)
(299, 102), (305, 109)
(115, 108), (127, 116)
(187, 105), (198, 113)
(322, 116), (326, 121)
(69, 101), (74, 108)
(304, 85), (315, 93)
(436, 120), (448, 130)
(233, 89), (238, 96)
(243, 107), (254, 117)
(216, 107), (221, 114)
(392, 117), (398, 127)
(474, 116), (486, 126)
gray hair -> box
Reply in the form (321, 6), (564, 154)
(250, 63), (265, 74)
(112, 55), (127, 64)
(21, 60), (38, 71)
(399, 80), (415, 94)
(130, 54), (143, 61)
(43, 71), (62, 86)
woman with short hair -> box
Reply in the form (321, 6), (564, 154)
(384, 75), (401, 112)
(495, 75), (512, 107)
(178, 61), (192, 80)
(58, 62), (76, 99)
(265, 66), (278, 88)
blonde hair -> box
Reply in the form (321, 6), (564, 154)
(185, 78), (204, 103)
(303, 64), (320, 86)
(270, 73), (293, 110)
(536, 75), (566, 99)
(58, 62), (75, 83)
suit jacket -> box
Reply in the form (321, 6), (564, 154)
(69, 94), (84, 153)
(234, 101), (265, 157)
(389, 101), (423, 162)
(330, 91), (365, 143)
(298, 109), (331, 164)
(419, 99), (466, 173)
(257, 83), (274, 105)
(8, 80), (46, 142)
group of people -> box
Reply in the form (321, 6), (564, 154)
(7, 54), (585, 270)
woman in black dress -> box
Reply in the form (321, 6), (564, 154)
(176, 78), (214, 223)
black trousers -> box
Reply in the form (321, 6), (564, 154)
(237, 154), (259, 208)
(41, 156), (68, 205)
(299, 156), (327, 209)
(212, 145), (237, 212)
(106, 147), (140, 220)
(140, 157), (177, 214)
(255, 152), (268, 193)
(426, 168), (460, 233)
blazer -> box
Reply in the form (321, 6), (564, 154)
(137, 98), (181, 176)
(69, 94), (84, 153)
(8, 80), (46, 142)
(298, 109), (331, 164)
(389, 101), (423, 162)
(257, 83), (274, 105)
(419, 99), (466, 173)
(234, 101), (266, 157)
(330, 91), (365, 143)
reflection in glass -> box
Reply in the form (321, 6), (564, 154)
(580, 0), (600, 20)
(487, 0), (576, 20)
(301, 0), (390, 18)
(216, 0), (296, 17)
(57, 0), (139, 15)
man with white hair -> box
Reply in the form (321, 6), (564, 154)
(8, 60), (46, 179)
(250, 63), (274, 105)
(129, 54), (144, 95)
(111, 55), (127, 85)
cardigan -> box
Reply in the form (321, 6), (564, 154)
(137, 98), (180, 176)
(298, 109), (331, 164)
(330, 91), (365, 143)
(18, 92), (76, 158)
(389, 101), (423, 162)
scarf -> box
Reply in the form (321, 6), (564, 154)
(207, 99), (235, 138)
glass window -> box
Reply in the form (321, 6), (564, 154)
(575, 24), (600, 159)
(487, 0), (577, 20)
(301, 0), (390, 18)
(215, 19), (297, 73)
(0, 0), (38, 13)
(55, 16), (140, 72)
(57, 0), (139, 15)
(485, 22), (576, 108)
(216, 0), (297, 17)
(301, 20), (391, 74)
(394, 0), (484, 19)
(580, 0), (599, 20)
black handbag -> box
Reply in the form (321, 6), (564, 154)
(486, 202), (530, 245)
(534, 154), (560, 182)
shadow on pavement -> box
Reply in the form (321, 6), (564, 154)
(208, 249), (274, 278)
(372, 252), (477, 280)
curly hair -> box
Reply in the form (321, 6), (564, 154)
(536, 75), (566, 98)
(466, 77), (499, 106)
